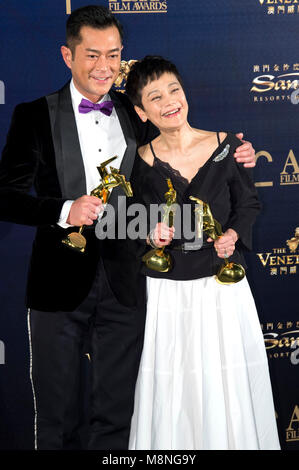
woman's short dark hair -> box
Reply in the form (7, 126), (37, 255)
(125, 55), (184, 109)
(66, 5), (124, 56)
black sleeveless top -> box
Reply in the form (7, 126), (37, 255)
(129, 132), (260, 281)
(149, 131), (222, 195)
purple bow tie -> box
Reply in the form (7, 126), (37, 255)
(78, 98), (114, 116)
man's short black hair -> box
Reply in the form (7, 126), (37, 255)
(66, 5), (124, 55)
(125, 55), (184, 109)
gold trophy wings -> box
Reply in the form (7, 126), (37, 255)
(189, 196), (245, 285)
(142, 178), (177, 273)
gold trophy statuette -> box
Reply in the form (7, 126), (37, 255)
(189, 196), (245, 285)
(62, 156), (133, 253)
(142, 178), (177, 273)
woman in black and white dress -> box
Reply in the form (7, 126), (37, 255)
(125, 56), (280, 450)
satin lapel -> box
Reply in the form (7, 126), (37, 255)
(46, 83), (86, 199)
(105, 91), (137, 212)
(95, 91), (137, 237)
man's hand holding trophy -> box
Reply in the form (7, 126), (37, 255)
(62, 156), (133, 253)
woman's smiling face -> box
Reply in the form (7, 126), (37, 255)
(135, 72), (188, 131)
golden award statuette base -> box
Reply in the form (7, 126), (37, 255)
(61, 231), (86, 253)
(215, 261), (245, 285)
(142, 248), (173, 273)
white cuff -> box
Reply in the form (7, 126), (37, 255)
(57, 200), (74, 229)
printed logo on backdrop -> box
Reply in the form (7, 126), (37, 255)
(261, 320), (299, 361)
(0, 81), (5, 104)
(65, 1), (167, 17)
(255, 149), (299, 187)
(258, 0), (299, 15)
(286, 405), (299, 442)
(251, 63), (299, 104)
(257, 226), (299, 276)
(280, 150), (299, 185)
(109, 0), (167, 14)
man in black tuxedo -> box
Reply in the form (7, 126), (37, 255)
(0, 5), (256, 450)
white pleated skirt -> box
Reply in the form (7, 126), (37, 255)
(129, 276), (280, 450)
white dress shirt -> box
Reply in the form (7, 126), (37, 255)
(58, 80), (127, 227)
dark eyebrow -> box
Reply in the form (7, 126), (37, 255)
(85, 47), (121, 54)
(147, 81), (179, 97)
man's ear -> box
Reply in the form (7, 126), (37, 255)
(61, 45), (73, 70)
(134, 105), (147, 123)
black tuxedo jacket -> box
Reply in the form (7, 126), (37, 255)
(0, 83), (156, 311)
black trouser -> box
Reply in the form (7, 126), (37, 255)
(28, 261), (146, 450)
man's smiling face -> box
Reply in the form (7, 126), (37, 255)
(61, 25), (123, 102)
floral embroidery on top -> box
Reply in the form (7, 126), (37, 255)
(213, 144), (230, 162)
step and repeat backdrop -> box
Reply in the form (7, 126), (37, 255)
(0, 0), (298, 450)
